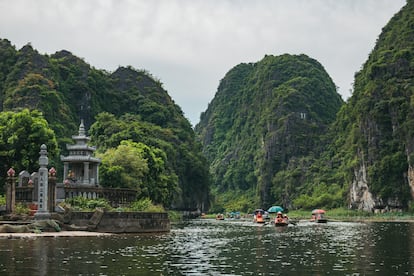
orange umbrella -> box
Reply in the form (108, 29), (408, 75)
(311, 209), (326, 214)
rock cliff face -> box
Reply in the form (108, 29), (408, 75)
(343, 0), (414, 211)
(349, 156), (376, 211)
(196, 54), (343, 207)
(196, 1), (414, 211)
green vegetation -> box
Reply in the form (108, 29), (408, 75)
(65, 196), (112, 211)
(14, 203), (31, 216)
(0, 0), (413, 214)
(98, 140), (149, 190)
(167, 210), (183, 221)
(89, 112), (210, 210)
(64, 196), (165, 213)
(129, 198), (165, 212)
(196, 1), (414, 213)
(0, 40), (210, 211)
(195, 54), (344, 209)
(209, 188), (258, 214)
(0, 109), (58, 185)
(319, 0), (414, 208)
(287, 207), (414, 222)
(293, 183), (344, 210)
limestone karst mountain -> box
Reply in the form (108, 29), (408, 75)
(196, 0), (414, 212)
(195, 54), (343, 209)
(0, 39), (210, 210)
(332, 0), (414, 211)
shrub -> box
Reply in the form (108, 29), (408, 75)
(0, 195), (6, 206)
(14, 203), (30, 215)
(65, 196), (112, 211)
(129, 198), (165, 212)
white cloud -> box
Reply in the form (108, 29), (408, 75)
(0, 0), (406, 125)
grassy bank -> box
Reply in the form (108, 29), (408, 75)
(287, 208), (414, 222)
(200, 208), (414, 222)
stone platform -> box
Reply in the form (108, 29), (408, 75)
(0, 230), (112, 239)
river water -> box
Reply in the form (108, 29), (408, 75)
(1, 219), (414, 275)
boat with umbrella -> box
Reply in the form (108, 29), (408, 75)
(311, 209), (327, 223)
(267, 206), (284, 213)
(267, 206), (289, 227)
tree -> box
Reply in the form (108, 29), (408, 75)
(0, 109), (58, 188)
(90, 112), (210, 209)
(98, 140), (179, 206)
(98, 140), (149, 191)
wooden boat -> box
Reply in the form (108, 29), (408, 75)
(311, 209), (328, 223)
(216, 214), (225, 220)
(274, 221), (289, 227)
(274, 212), (289, 226)
(229, 211), (241, 219)
(253, 209), (266, 223)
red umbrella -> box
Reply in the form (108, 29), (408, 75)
(311, 209), (326, 214)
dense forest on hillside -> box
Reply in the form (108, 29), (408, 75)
(0, 39), (210, 211)
(196, 0), (414, 213)
(0, 0), (412, 214)
(324, 0), (414, 210)
(195, 54), (344, 211)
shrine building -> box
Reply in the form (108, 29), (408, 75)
(60, 120), (101, 186)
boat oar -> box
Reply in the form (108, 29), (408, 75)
(288, 220), (298, 226)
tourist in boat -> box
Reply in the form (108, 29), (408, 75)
(311, 209), (328, 223)
(253, 209), (266, 223)
(275, 212), (284, 224)
(283, 214), (289, 224)
(216, 213), (224, 220)
(274, 211), (289, 226)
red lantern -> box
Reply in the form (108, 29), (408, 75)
(49, 167), (57, 176)
(7, 167), (15, 177)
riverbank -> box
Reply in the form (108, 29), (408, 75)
(287, 208), (414, 222)
(204, 208), (414, 222)
(0, 230), (113, 239)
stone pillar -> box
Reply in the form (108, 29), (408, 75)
(35, 144), (50, 219)
(5, 168), (16, 214)
(83, 162), (89, 185)
(48, 167), (56, 213)
(96, 165), (100, 185)
(63, 162), (69, 182)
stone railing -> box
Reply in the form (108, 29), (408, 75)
(57, 185), (137, 207)
(15, 185), (138, 208)
(69, 211), (170, 233)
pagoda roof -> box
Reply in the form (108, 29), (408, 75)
(72, 135), (91, 141)
(60, 155), (101, 163)
(60, 120), (101, 164)
(66, 144), (97, 151)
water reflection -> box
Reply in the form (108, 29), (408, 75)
(1, 219), (414, 275)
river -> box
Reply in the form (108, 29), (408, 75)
(1, 219), (413, 275)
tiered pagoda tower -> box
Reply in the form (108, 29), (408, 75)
(61, 120), (101, 186)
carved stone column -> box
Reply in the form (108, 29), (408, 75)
(63, 162), (69, 183)
(83, 162), (90, 185)
(35, 144), (51, 219)
(48, 167), (57, 213)
(5, 168), (16, 214)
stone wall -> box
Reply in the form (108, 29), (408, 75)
(69, 211), (170, 233)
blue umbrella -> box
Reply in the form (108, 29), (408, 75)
(268, 206), (284, 213)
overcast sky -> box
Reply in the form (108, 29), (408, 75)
(0, 0), (406, 126)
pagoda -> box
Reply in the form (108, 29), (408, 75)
(61, 120), (101, 186)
